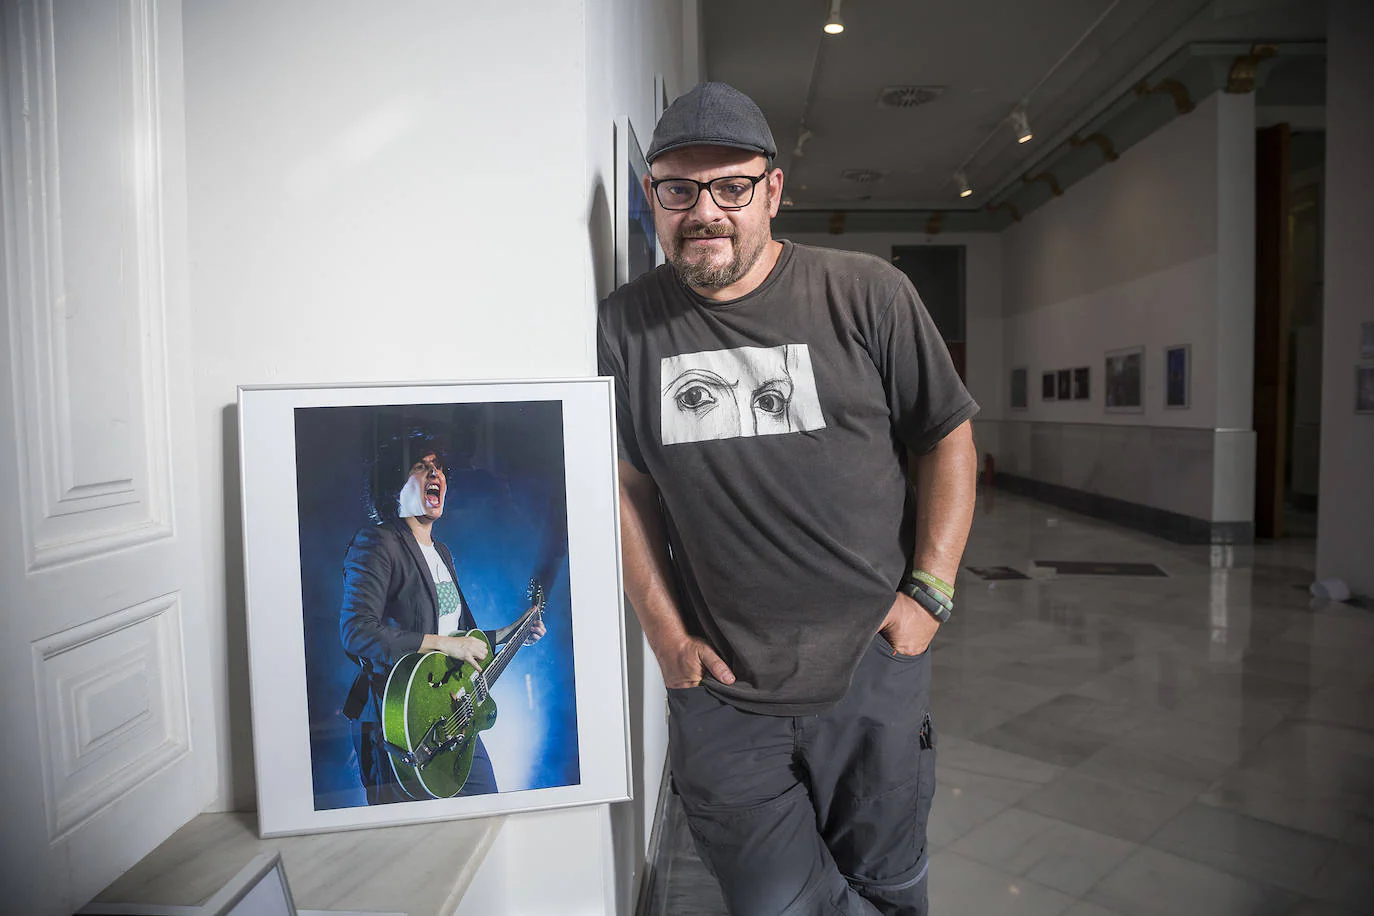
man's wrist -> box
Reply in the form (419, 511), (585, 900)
(898, 574), (953, 623)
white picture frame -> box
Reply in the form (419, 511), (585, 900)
(1164, 344), (1190, 409)
(238, 379), (630, 837)
(201, 853), (297, 916)
(1104, 346), (1145, 413)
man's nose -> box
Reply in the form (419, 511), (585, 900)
(689, 186), (726, 220)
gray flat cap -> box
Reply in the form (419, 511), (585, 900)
(646, 82), (777, 164)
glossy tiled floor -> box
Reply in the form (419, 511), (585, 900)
(646, 490), (1374, 916)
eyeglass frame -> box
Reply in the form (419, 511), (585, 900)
(649, 170), (772, 211)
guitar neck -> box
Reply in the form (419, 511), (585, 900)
(482, 605), (542, 688)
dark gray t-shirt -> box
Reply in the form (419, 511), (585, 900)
(598, 241), (978, 714)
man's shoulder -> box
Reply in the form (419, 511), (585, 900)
(350, 521), (407, 552)
(788, 241), (905, 279)
(599, 264), (676, 319)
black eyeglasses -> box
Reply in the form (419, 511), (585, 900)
(650, 172), (769, 211)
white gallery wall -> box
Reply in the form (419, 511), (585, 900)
(1317, 0), (1374, 596)
(181, 1), (694, 911)
(994, 90), (1256, 526)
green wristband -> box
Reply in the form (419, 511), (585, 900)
(911, 569), (954, 599)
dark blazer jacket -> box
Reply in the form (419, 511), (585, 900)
(339, 520), (479, 723)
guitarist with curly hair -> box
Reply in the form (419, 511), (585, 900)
(339, 427), (545, 805)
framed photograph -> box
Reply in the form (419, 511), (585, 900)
(1105, 346), (1145, 412)
(1072, 367), (1090, 400)
(1165, 344), (1190, 409)
(1056, 369), (1071, 401)
(1010, 367), (1028, 409)
(201, 852), (297, 916)
(239, 380), (630, 837)
(616, 117), (660, 287)
(654, 73), (670, 124)
(1042, 371), (1057, 401)
(1358, 366), (1374, 414)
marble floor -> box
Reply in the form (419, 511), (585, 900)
(644, 489), (1374, 916)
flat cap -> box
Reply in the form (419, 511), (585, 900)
(646, 82), (777, 164)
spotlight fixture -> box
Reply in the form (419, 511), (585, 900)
(824, 0), (844, 34)
(955, 171), (973, 198)
(1012, 107), (1033, 144)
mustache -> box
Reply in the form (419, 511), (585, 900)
(677, 223), (735, 241)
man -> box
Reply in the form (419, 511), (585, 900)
(339, 428), (544, 805)
(597, 83), (978, 915)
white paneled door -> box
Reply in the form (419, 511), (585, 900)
(0, 2), (215, 913)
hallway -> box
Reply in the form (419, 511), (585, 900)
(648, 490), (1374, 916)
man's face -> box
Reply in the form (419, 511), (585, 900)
(645, 146), (783, 291)
(403, 453), (446, 521)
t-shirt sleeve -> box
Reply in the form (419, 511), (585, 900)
(873, 274), (979, 453)
(596, 306), (649, 473)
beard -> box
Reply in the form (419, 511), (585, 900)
(668, 203), (771, 289)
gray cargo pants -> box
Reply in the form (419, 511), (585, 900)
(668, 634), (936, 916)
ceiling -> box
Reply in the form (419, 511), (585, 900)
(701, 0), (1327, 226)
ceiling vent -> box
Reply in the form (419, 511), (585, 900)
(877, 85), (946, 109)
(841, 168), (889, 184)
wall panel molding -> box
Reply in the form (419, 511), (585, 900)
(31, 592), (191, 843)
(3, 0), (173, 572)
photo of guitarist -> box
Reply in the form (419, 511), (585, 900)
(339, 428), (546, 805)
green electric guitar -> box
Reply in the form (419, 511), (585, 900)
(380, 580), (545, 800)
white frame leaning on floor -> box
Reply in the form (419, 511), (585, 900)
(238, 379), (631, 837)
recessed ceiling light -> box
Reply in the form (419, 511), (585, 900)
(876, 86), (946, 109)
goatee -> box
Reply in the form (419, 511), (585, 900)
(671, 223), (768, 290)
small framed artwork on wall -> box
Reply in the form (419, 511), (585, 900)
(1357, 366), (1374, 414)
(1105, 346), (1145, 412)
(1042, 371), (1057, 401)
(1072, 367), (1090, 400)
(1165, 344), (1190, 409)
(1010, 367), (1028, 409)
(1056, 369), (1071, 401)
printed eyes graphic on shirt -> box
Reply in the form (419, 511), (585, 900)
(659, 345), (826, 445)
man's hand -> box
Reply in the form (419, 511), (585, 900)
(422, 633), (490, 668)
(879, 592), (940, 657)
(657, 635), (736, 689)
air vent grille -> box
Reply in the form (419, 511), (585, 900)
(841, 168), (889, 184)
(877, 85), (946, 109)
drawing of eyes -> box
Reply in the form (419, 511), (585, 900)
(751, 379), (792, 418)
(666, 369), (737, 415)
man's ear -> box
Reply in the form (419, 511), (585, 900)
(766, 168), (785, 218)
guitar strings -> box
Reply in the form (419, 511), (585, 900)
(437, 603), (543, 738)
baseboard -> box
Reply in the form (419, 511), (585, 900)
(994, 472), (1254, 545)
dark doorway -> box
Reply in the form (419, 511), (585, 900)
(891, 245), (966, 381)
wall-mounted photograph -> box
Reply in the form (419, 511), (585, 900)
(617, 118), (660, 287)
(1361, 321), (1374, 360)
(1105, 346), (1145, 412)
(1072, 367), (1090, 400)
(1042, 371), (1057, 401)
(1056, 368), (1072, 401)
(238, 380), (630, 837)
(1358, 366), (1374, 414)
(1010, 367), (1028, 409)
(1165, 344), (1190, 409)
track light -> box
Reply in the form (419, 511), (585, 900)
(824, 0), (844, 34)
(1012, 107), (1033, 144)
(955, 171), (973, 198)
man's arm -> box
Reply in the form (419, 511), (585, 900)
(619, 460), (735, 688)
(879, 419), (979, 655)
